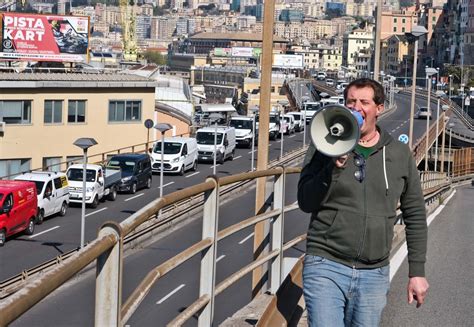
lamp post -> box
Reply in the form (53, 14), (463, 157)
(406, 25), (428, 149)
(73, 137), (98, 249)
(424, 67), (438, 171)
(154, 123), (172, 206)
(447, 122), (455, 177)
(301, 95), (310, 147)
(434, 91), (448, 171)
(251, 114), (256, 171)
(436, 67), (440, 91)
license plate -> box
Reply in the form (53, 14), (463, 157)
(202, 157), (208, 160)
(70, 193), (79, 198)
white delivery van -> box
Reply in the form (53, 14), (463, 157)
(15, 171), (69, 224)
(66, 164), (121, 208)
(283, 114), (296, 134)
(255, 112), (280, 140)
(151, 137), (198, 175)
(196, 126), (236, 164)
(229, 116), (258, 148)
(287, 112), (304, 132)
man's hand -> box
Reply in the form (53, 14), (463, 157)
(407, 277), (429, 308)
(334, 155), (348, 168)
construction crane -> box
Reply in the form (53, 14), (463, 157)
(119, 0), (138, 61)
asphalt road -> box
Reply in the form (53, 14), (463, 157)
(381, 185), (474, 326)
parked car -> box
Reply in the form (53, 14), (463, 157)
(316, 72), (327, 80)
(415, 107), (432, 119)
(67, 164), (121, 207)
(14, 171), (69, 224)
(0, 180), (37, 246)
(196, 126), (236, 164)
(151, 137), (198, 175)
(107, 153), (152, 193)
(326, 78), (335, 86)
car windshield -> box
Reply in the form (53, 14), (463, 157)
(270, 115), (279, 123)
(420, 107), (429, 112)
(108, 159), (136, 173)
(230, 119), (252, 130)
(197, 132), (223, 145)
(67, 168), (97, 182)
(154, 142), (182, 155)
(284, 117), (291, 123)
(16, 179), (44, 194)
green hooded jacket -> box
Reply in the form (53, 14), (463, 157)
(298, 126), (427, 277)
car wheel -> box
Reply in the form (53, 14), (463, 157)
(108, 187), (117, 201)
(130, 183), (137, 194)
(179, 165), (185, 176)
(0, 229), (6, 247)
(59, 202), (68, 216)
(192, 160), (198, 171)
(219, 153), (225, 164)
(146, 177), (152, 189)
(36, 209), (44, 225)
(229, 150), (235, 161)
(90, 195), (99, 209)
(25, 219), (35, 235)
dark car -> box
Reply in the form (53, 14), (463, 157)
(107, 153), (152, 194)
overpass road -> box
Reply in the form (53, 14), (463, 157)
(2, 93), (461, 326)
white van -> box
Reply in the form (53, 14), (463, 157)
(230, 116), (257, 148)
(287, 112), (304, 132)
(196, 126), (236, 164)
(14, 171), (69, 224)
(283, 114), (296, 134)
(151, 137), (198, 175)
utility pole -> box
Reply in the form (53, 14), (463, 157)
(252, 0), (276, 298)
(373, 0), (383, 81)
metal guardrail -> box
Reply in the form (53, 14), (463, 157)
(0, 146), (307, 300)
(0, 162), (306, 326)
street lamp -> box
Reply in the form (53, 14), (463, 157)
(154, 123), (172, 205)
(301, 95), (310, 147)
(434, 90), (448, 171)
(424, 67), (438, 171)
(448, 74), (453, 103)
(436, 67), (440, 91)
(73, 137), (98, 249)
(447, 122), (455, 177)
(406, 25), (428, 149)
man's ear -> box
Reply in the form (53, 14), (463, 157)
(376, 104), (384, 117)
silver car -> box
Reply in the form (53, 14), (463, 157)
(415, 107), (432, 119)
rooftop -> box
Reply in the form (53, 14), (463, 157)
(190, 32), (288, 43)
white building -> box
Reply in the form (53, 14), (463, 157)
(342, 27), (374, 68)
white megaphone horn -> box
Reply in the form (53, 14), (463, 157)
(309, 104), (364, 157)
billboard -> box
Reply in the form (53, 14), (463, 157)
(273, 54), (304, 69)
(0, 12), (90, 62)
(231, 47), (262, 58)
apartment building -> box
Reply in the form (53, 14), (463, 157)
(380, 7), (418, 40)
(342, 28), (374, 68)
(385, 34), (409, 76)
(0, 72), (157, 177)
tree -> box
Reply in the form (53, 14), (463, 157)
(142, 50), (167, 65)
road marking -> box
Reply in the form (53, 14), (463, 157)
(248, 150), (257, 154)
(85, 207), (108, 217)
(209, 164), (221, 169)
(268, 144), (273, 147)
(157, 181), (175, 189)
(289, 134), (296, 138)
(234, 155), (242, 160)
(186, 172), (200, 178)
(216, 254), (226, 263)
(125, 193), (144, 202)
(156, 284), (186, 304)
(389, 190), (456, 281)
(28, 226), (60, 238)
(238, 232), (254, 245)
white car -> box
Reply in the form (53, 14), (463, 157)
(14, 171), (69, 224)
(415, 107), (432, 119)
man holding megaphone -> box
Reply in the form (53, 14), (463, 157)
(298, 78), (429, 326)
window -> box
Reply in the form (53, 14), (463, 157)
(68, 100), (86, 123)
(0, 159), (31, 178)
(402, 27), (405, 33)
(108, 100), (142, 122)
(43, 157), (62, 172)
(393, 27), (397, 32)
(394, 18), (397, 23)
(402, 18), (406, 24)
(0, 100), (31, 124)
(44, 100), (63, 124)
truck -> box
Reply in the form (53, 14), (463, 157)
(66, 164), (121, 208)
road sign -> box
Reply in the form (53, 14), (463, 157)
(398, 134), (409, 144)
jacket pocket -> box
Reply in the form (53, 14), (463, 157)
(324, 210), (362, 259)
(359, 214), (395, 263)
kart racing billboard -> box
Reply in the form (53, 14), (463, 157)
(0, 13), (90, 62)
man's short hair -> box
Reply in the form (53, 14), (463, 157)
(343, 78), (385, 105)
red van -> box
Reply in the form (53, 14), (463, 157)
(0, 180), (37, 246)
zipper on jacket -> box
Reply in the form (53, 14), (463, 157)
(353, 161), (369, 268)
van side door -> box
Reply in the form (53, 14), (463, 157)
(42, 180), (55, 217)
(2, 193), (18, 232)
(182, 144), (190, 168)
(53, 177), (66, 213)
(137, 161), (146, 188)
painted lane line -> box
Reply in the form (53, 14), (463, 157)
(186, 172), (200, 178)
(209, 164), (221, 169)
(28, 226), (60, 239)
(248, 150), (257, 154)
(124, 193), (144, 202)
(288, 135), (296, 138)
(157, 181), (175, 189)
(238, 232), (254, 245)
(216, 254), (226, 263)
(389, 190), (456, 281)
(85, 207), (108, 217)
(234, 155), (242, 160)
(156, 284), (186, 304)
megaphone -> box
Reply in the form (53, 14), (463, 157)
(309, 104), (363, 157)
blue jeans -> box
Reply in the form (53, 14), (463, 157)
(303, 255), (390, 327)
